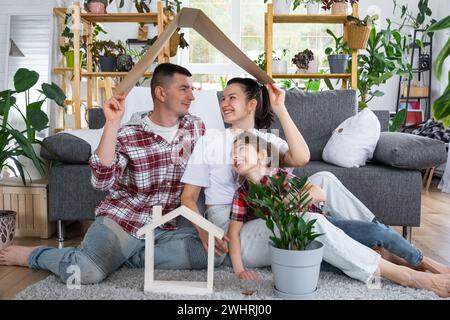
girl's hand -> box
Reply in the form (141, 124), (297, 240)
(237, 269), (261, 281)
(265, 82), (287, 116)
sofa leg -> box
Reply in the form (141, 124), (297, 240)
(402, 226), (412, 243)
(57, 220), (65, 248)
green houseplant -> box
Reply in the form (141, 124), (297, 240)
(246, 172), (324, 298)
(0, 68), (66, 183)
(325, 28), (349, 74)
(427, 15), (450, 128)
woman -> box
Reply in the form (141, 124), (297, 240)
(180, 78), (450, 297)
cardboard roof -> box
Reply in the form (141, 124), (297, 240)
(115, 7), (273, 95)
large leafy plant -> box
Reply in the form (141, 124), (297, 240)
(246, 172), (323, 251)
(428, 16), (450, 128)
(0, 68), (66, 184)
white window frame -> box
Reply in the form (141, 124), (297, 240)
(178, 0), (246, 75)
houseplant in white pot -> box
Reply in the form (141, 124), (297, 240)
(246, 172), (324, 299)
(292, 49), (318, 73)
(272, 49), (289, 74)
(303, 0), (321, 14)
(264, 0), (302, 14)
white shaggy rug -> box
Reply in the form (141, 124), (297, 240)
(14, 267), (441, 300)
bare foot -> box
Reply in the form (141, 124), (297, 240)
(409, 271), (450, 298)
(420, 257), (450, 274)
(0, 245), (41, 267)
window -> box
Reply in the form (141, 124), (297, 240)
(179, 1), (341, 87)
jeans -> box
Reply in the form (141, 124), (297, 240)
(28, 216), (213, 284)
(325, 216), (423, 267)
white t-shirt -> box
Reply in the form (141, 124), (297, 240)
(144, 116), (179, 143)
(181, 128), (289, 205)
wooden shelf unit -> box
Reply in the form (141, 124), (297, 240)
(264, 3), (359, 89)
(53, 1), (168, 129)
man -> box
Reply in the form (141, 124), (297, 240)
(0, 63), (215, 284)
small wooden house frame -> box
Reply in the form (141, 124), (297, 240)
(136, 205), (225, 295)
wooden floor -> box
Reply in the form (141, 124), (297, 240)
(1, 179), (449, 300)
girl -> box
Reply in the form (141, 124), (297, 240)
(228, 131), (450, 297)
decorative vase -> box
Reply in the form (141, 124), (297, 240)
(87, 1), (106, 14)
(273, 0), (293, 14)
(272, 60), (288, 74)
(306, 2), (320, 15)
(0, 211), (16, 250)
(331, 2), (350, 15)
(270, 241), (323, 299)
(345, 24), (371, 49)
(328, 54), (349, 73)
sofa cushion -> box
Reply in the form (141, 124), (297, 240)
(373, 132), (448, 170)
(292, 161), (422, 226)
(41, 133), (92, 163)
(322, 108), (381, 168)
(271, 89), (357, 161)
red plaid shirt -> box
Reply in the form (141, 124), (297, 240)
(230, 168), (324, 222)
(89, 112), (205, 238)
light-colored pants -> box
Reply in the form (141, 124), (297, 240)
(205, 171), (381, 284)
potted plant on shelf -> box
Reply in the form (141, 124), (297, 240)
(0, 68), (66, 183)
(90, 40), (122, 71)
(345, 14), (379, 49)
(302, 0), (321, 15)
(264, 0), (302, 14)
(60, 12), (85, 69)
(272, 49), (289, 74)
(321, 0), (358, 15)
(116, 40), (135, 72)
(115, 0), (135, 13)
(292, 49), (317, 73)
(325, 28), (349, 74)
(85, 0), (108, 13)
(245, 172), (324, 299)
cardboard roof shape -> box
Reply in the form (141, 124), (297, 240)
(115, 7), (273, 95)
(136, 205), (224, 239)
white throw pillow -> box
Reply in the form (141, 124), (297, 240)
(322, 108), (381, 168)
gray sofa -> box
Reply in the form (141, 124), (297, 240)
(41, 89), (448, 242)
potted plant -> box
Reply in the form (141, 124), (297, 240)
(292, 49), (317, 73)
(85, 0), (108, 13)
(0, 69), (66, 183)
(302, 0), (321, 15)
(272, 49), (289, 74)
(0, 210), (16, 250)
(264, 0), (302, 14)
(321, 0), (358, 15)
(115, 0), (135, 13)
(245, 172), (324, 299)
(90, 40), (122, 71)
(116, 40), (135, 72)
(325, 29), (349, 74)
(60, 12), (86, 68)
(345, 14), (379, 49)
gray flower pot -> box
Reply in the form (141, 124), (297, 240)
(328, 54), (349, 74)
(270, 240), (323, 299)
(99, 56), (117, 72)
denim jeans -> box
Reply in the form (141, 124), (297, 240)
(325, 216), (423, 267)
(28, 216), (213, 284)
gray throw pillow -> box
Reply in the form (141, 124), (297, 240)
(373, 132), (447, 170)
(40, 133), (92, 164)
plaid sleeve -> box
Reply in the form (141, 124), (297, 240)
(229, 189), (248, 222)
(89, 138), (128, 191)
